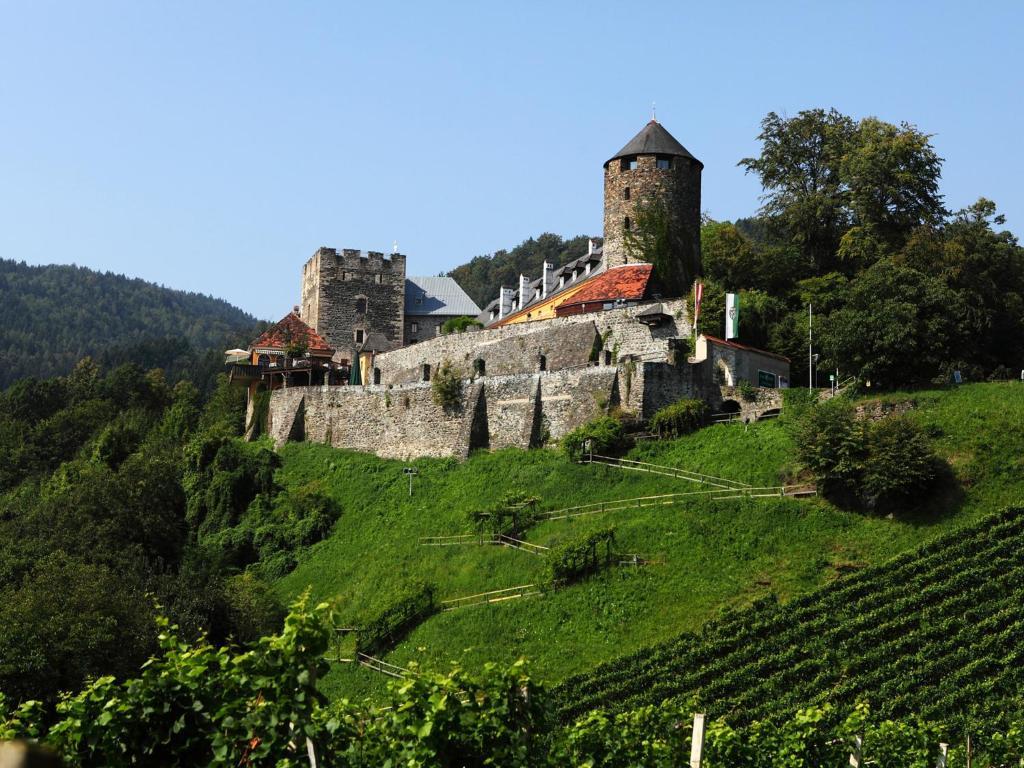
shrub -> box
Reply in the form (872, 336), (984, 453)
(796, 401), (944, 513)
(737, 379), (758, 402)
(547, 527), (616, 585)
(562, 415), (631, 461)
(357, 582), (437, 656)
(431, 359), (463, 412)
(649, 398), (706, 438)
(440, 315), (484, 335)
(471, 489), (541, 535)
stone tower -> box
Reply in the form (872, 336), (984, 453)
(300, 247), (406, 356)
(602, 120), (703, 279)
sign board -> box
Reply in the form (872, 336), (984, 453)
(757, 370), (777, 388)
(403, 467), (418, 475)
(953, 370), (962, 385)
(829, 373), (835, 382)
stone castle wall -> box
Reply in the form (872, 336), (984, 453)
(266, 366), (620, 460)
(371, 299), (691, 387)
(300, 248), (406, 355)
(603, 153), (701, 271)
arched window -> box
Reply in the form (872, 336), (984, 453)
(473, 358), (486, 377)
(258, 354), (270, 367)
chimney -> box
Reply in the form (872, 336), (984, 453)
(293, 305), (301, 316)
(518, 274), (529, 310)
(541, 261), (555, 299)
(498, 287), (514, 319)
(588, 238), (595, 256)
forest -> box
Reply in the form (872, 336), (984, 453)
(0, 259), (261, 392)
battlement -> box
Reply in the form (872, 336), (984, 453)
(310, 246), (406, 271)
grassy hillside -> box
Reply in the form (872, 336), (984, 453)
(0, 259), (260, 389)
(274, 382), (1024, 703)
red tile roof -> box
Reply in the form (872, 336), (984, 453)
(250, 312), (334, 355)
(555, 264), (653, 313)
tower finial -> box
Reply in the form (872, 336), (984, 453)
(651, 101), (656, 121)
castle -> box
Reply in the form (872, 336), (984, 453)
(232, 120), (790, 459)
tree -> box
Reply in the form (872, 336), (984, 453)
(740, 109), (856, 271)
(818, 258), (966, 387)
(740, 110), (944, 272)
(842, 117), (944, 247)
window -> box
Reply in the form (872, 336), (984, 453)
(258, 354), (270, 367)
(473, 358), (486, 376)
(623, 187), (631, 200)
(538, 354), (547, 372)
(604, 350), (612, 366)
(411, 321), (419, 333)
(354, 329), (364, 344)
(374, 273), (383, 284)
(656, 157), (672, 170)
(624, 216), (631, 231)
(373, 368), (382, 385)
(355, 297), (367, 313)
(620, 156), (637, 171)
(422, 363), (431, 382)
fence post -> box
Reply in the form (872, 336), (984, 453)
(936, 743), (948, 768)
(689, 713), (705, 768)
(849, 735), (863, 768)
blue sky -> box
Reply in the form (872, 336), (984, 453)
(2, 1), (1021, 320)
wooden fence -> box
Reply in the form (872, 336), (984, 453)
(581, 454), (753, 489)
(440, 584), (542, 611)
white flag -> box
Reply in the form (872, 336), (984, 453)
(726, 293), (739, 340)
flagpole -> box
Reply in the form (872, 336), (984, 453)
(808, 303), (813, 391)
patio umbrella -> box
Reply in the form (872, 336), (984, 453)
(348, 350), (362, 385)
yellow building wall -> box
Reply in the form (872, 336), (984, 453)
(495, 280), (594, 326)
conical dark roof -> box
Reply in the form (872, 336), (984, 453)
(606, 120), (702, 168)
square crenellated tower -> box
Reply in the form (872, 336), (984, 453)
(300, 247), (406, 356)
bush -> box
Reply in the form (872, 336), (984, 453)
(431, 359), (463, 412)
(547, 527), (616, 585)
(737, 379), (758, 402)
(562, 415), (631, 461)
(357, 582), (437, 656)
(440, 315), (484, 335)
(649, 398), (706, 438)
(796, 401), (944, 512)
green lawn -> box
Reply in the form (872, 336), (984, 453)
(274, 382), (1024, 702)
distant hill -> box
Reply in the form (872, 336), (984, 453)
(0, 259), (261, 391)
(446, 233), (595, 308)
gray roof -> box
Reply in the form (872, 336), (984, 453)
(404, 276), (481, 317)
(606, 120), (701, 168)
